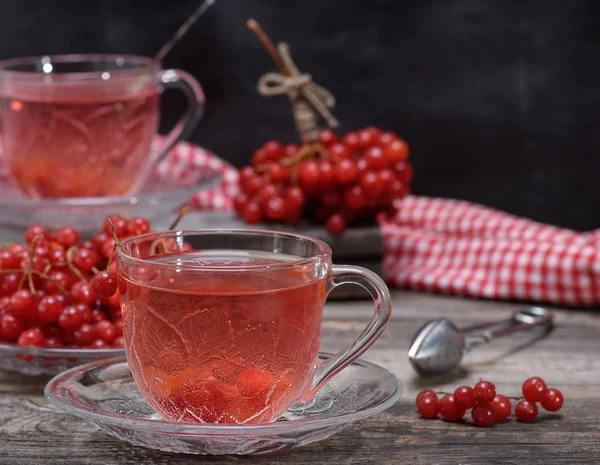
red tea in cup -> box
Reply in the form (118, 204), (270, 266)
(0, 54), (204, 198)
(117, 230), (391, 424)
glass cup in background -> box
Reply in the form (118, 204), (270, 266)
(117, 229), (392, 424)
(0, 54), (204, 198)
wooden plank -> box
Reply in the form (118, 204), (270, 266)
(1, 290), (599, 464)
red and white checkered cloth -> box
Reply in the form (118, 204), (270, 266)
(0, 140), (564, 308)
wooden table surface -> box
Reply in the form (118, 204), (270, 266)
(1, 290), (599, 465)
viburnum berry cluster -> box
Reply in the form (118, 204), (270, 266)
(234, 127), (413, 235)
(416, 377), (564, 427)
(0, 215), (150, 350)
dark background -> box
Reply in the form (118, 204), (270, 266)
(1, 0), (599, 230)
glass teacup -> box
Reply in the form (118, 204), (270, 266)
(0, 54), (204, 198)
(117, 229), (392, 424)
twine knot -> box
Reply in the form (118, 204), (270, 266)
(257, 43), (339, 131)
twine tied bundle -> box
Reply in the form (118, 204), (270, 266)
(248, 19), (339, 143)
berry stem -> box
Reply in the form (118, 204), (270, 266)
(246, 19), (290, 76)
(169, 205), (190, 231)
(106, 218), (120, 270)
(66, 246), (86, 281)
(18, 236), (38, 291)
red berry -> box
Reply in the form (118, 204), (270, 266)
(48, 247), (67, 266)
(73, 323), (97, 347)
(91, 339), (108, 349)
(329, 143), (350, 160)
(11, 289), (37, 319)
(251, 147), (268, 166)
(74, 303), (93, 325)
(359, 171), (383, 199)
(91, 271), (118, 298)
(342, 132), (360, 153)
(522, 377), (548, 402)
(319, 161), (335, 188)
(1, 313), (24, 341)
(454, 386), (477, 410)
(395, 161), (414, 184)
(416, 389), (437, 404)
(242, 202), (262, 224)
(255, 183), (279, 206)
(490, 395), (512, 421)
(127, 217), (151, 236)
(243, 174), (265, 195)
(25, 224), (49, 244)
(37, 295), (64, 324)
(471, 404), (495, 427)
(54, 226), (80, 248)
(233, 192), (249, 214)
(285, 144), (299, 157)
(95, 320), (117, 343)
(70, 280), (97, 306)
(113, 336), (124, 347)
(378, 131), (398, 146)
(0, 249), (21, 270)
(439, 394), (465, 422)
(265, 197), (286, 221)
(59, 305), (85, 332)
(267, 163), (290, 183)
(102, 239), (116, 259)
(91, 308), (108, 323)
(515, 400), (538, 422)
(344, 185), (365, 211)
(263, 140), (284, 161)
(103, 215), (128, 239)
(474, 381), (496, 403)
(114, 319), (123, 336)
(326, 214), (347, 235)
(417, 394), (440, 419)
(17, 327), (45, 347)
(1, 273), (21, 295)
(384, 138), (409, 164)
(45, 337), (64, 348)
(357, 128), (377, 149)
(284, 186), (306, 210)
(541, 388), (564, 412)
(91, 232), (109, 253)
(365, 146), (388, 170)
(318, 129), (338, 147)
(335, 159), (359, 185)
(33, 239), (51, 258)
(72, 248), (98, 274)
(298, 161), (320, 189)
(239, 166), (254, 183)
(45, 270), (73, 294)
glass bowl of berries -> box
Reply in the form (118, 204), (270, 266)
(0, 216), (150, 375)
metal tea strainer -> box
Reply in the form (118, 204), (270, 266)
(408, 306), (554, 376)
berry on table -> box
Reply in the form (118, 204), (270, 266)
(417, 393), (440, 419)
(522, 377), (548, 402)
(474, 381), (496, 403)
(454, 386), (477, 410)
(541, 388), (564, 412)
(490, 395), (512, 421)
(515, 400), (538, 422)
(471, 404), (495, 427)
(439, 394), (466, 422)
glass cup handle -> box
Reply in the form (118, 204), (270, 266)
(140, 69), (205, 183)
(307, 264), (392, 397)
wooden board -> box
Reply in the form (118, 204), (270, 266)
(2, 290), (599, 464)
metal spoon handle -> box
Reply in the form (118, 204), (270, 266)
(462, 306), (553, 352)
(155, 0), (218, 63)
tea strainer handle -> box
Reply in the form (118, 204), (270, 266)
(307, 265), (392, 397)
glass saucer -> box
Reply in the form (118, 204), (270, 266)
(0, 343), (124, 376)
(0, 160), (220, 233)
(45, 354), (402, 456)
